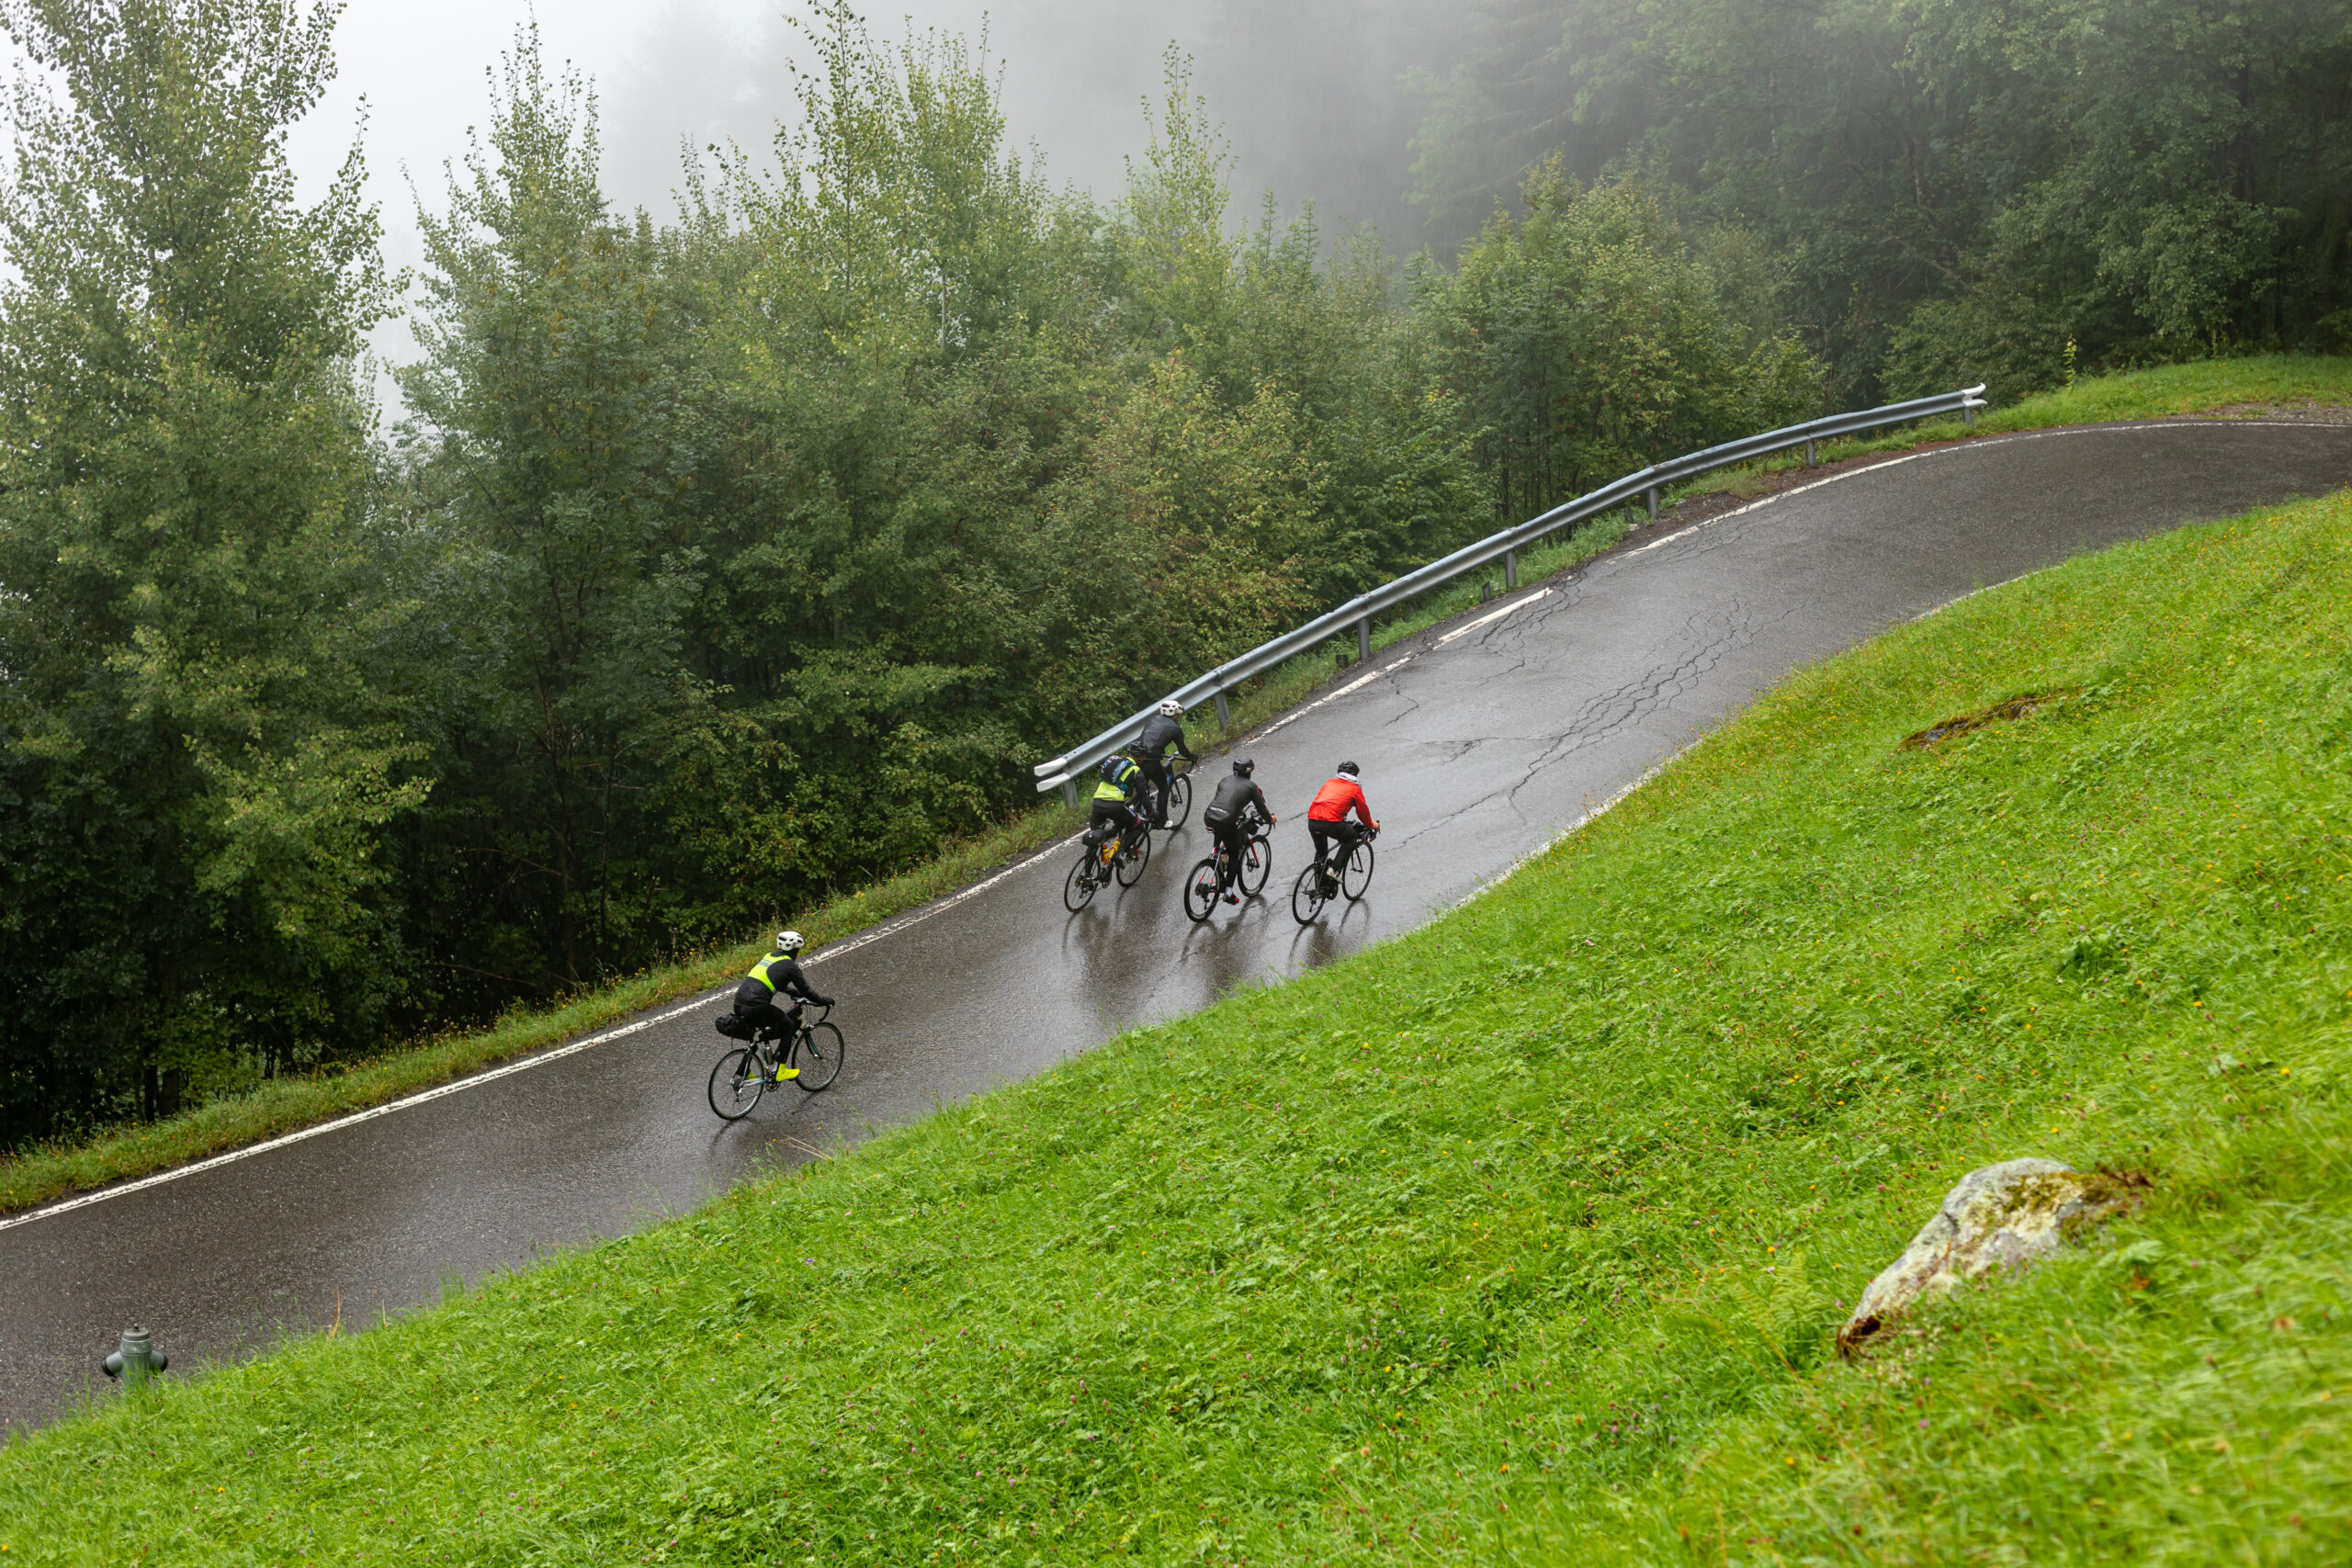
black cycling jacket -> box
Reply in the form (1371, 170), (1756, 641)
(734, 954), (830, 1013)
(1204, 773), (1270, 827)
(1135, 713), (1195, 765)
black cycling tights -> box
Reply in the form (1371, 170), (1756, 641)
(734, 1000), (801, 1042)
(1210, 817), (1251, 890)
(1309, 819), (1363, 880)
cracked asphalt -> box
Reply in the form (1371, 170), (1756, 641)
(6, 419), (2348, 1435)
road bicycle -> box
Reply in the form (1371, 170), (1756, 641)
(1182, 818), (1272, 922)
(1291, 824), (1377, 925)
(1152, 757), (1194, 831)
(707, 1003), (845, 1121)
(1063, 811), (1151, 911)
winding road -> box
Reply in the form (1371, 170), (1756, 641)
(6, 418), (2348, 1435)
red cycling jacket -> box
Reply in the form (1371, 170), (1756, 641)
(1307, 775), (1372, 825)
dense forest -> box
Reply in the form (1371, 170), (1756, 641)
(2, 0), (2346, 1145)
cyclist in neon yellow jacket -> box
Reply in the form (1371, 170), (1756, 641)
(1090, 753), (1147, 846)
(731, 931), (832, 1080)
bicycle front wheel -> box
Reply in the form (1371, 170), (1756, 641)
(1240, 833), (1272, 895)
(1183, 858), (1220, 922)
(1162, 773), (1193, 829)
(1064, 848), (1098, 912)
(1114, 828), (1150, 886)
(1291, 863), (1329, 925)
(793, 1021), (844, 1092)
(1342, 839), (1375, 901)
(707, 1047), (763, 1121)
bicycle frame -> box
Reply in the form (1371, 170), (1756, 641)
(761, 1001), (831, 1059)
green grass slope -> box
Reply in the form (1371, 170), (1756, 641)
(7, 495), (2352, 1565)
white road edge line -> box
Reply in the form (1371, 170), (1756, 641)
(15, 419), (2326, 1233)
(1622, 418), (2335, 560)
(1448, 502), (2220, 907)
(1259, 652), (1416, 738)
(0, 996), (719, 1234)
(0, 840), (1075, 1233)
(1444, 557), (2086, 906)
(1437, 587), (1552, 645)
(1450, 743), (1695, 912)
(1624, 446), (1948, 557)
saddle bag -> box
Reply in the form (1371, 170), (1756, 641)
(714, 1011), (754, 1041)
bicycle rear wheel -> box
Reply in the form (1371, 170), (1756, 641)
(1342, 839), (1375, 901)
(707, 1047), (763, 1121)
(793, 1021), (844, 1092)
(1291, 863), (1329, 925)
(1114, 827), (1150, 886)
(1183, 858), (1220, 922)
(1240, 833), (1272, 895)
(1064, 848), (1099, 911)
(1162, 773), (1193, 830)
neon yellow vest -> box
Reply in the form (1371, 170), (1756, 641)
(1093, 758), (1137, 804)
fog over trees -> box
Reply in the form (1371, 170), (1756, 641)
(3, 0), (2345, 1145)
(600, 2), (1448, 247)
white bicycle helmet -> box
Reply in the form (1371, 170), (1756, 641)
(775, 930), (806, 955)
(1157, 698), (1184, 717)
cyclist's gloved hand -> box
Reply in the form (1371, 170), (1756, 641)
(818, 995), (836, 1008)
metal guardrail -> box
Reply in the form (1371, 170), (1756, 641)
(1033, 384), (1988, 797)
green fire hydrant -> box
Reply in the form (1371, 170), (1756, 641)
(102, 1325), (168, 1392)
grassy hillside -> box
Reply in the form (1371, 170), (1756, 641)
(8, 468), (2352, 1567)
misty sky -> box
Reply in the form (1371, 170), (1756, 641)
(8, 3), (1457, 399)
(287, 2), (1193, 248)
(264, 1), (1183, 382)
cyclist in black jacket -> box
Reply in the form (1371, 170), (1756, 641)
(1134, 699), (1195, 827)
(1203, 756), (1273, 905)
(733, 931), (832, 1080)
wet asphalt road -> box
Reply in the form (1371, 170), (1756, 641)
(6, 420), (2349, 1435)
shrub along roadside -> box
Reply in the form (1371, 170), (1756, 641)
(6, 484), (2349, 1561)
(0, 356), (2331, 1213)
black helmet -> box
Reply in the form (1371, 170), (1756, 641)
(1232, 756), (1256, 777)
(1337, 760), (1360, 776)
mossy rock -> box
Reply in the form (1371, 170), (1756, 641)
(1838, 1158), (2148, 1354)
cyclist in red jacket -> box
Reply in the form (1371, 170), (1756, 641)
(1306, 761), (1378, 896)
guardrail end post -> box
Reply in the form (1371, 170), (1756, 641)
(1805, 439), (1817, 468)
(1356, 619), (1371, 664)
(1060, 779), (1079, 810)
(1213, 691), (1231, 731)
(1962, 403), (1976, 427)
(1504, 548), (1518, 591)
(1645, 486), (1658, 519)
